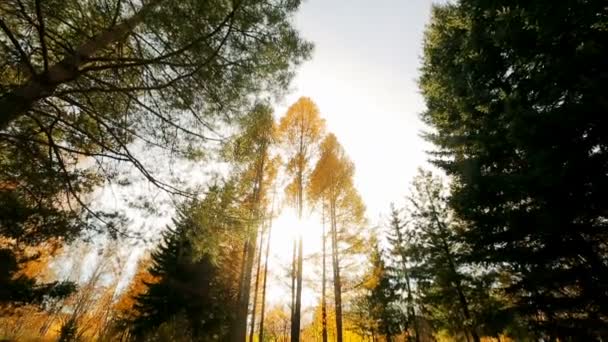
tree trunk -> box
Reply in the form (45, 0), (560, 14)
(321, 204), (328, 342)
(292, 236), (303, 342)
(233, 149), (268, 342)
(291, 164), (304, 342)
(249, 226), (266, 342)
(290, 239), (297, 340)
(330, 200), (343, 342)
(0, 0), (163, 131)
(259, 218), (273, 342)
(233, 233), (256, 341)
(441, 236), (480, 342)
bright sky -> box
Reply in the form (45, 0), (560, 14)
(278, 0), (436, 220)
(265, 0), (439, 313)
(56, 0), (443, 322)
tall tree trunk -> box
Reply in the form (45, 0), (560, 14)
(292, 236), (303, 342)
(330, 200), (343, 342)
(233, 233), (256, 342)
(259, 217), (273, 342)
(233, 150), (267, 342)
(290, 239), (297, 339)
(321, 204), (328, 342)
(291, 165), (304, 341)
(249, 226), (266, 342)
(0, 0), (164, 130)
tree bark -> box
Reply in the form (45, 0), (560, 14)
(290, 239), (297, 340)
(249, 226), (266, 342)
(291, 152), (305, 342)
(330, 200), (343, 342)
(0, 0), (164, 131)
(292, 236), (303, 342)
(233, 145), (268, 342)
(259, 218), (273, 342)
(321, 204), (328, 342)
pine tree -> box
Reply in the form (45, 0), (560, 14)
(353, 236), (401, 341)
(406, 169), (480, 342)
(420, 0), (608, 338)
(385, 205), (419, 341)
(131, 191), (241, 340)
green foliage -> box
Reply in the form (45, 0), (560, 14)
(385, 206), (418, 340)
(130, 186), (243, 340)
(352, 238), (401, 340)
(0, 0), (312, 175)
(390, 170), (523, 341)
(420, 0), (608, 339)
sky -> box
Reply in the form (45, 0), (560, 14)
(264, 0), (440, 312)
(55, 0), (443, 319)
(278, 0), (436, 220)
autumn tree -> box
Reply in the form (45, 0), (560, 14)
(227, 103), (279, 341)
(308, 133), (366, 342)
(258, 202), (277, 342)
(420, 0), (608, 338)
(278, 96), (326, 341)
(263, 305), (291, 342)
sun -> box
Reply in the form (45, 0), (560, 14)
(269, 208), (326, 261)
(265, 207), (326, 307)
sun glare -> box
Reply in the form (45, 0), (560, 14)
(270, 208), (325, 262)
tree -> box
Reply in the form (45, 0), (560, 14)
(406, 169), (480, 342)
(277, 96), (326, 341)
(385, 206), (419, 341)
(354, 236), (401, 342)
(0, 118), (94, 309)
(131, 185), (243, 340)
(263, 305), (291, 342)
(420, 0), (608, 339)
(308, 133), (366, 342)
(0, 0), (312, 253)
(258, 205), (276, 342)
(227, 103), (279, 341)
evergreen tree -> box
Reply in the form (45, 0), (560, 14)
(406, 169), (481, 342)
(420, 0), (608, 338)
(131, 185), (242, 340)
(352, 236), (401, 341)
(385, 205), (419, 341)
(131, 214), (218, 338)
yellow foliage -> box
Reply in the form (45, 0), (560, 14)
(113, 257), (159, 317)
(278, 97), (326, 210)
